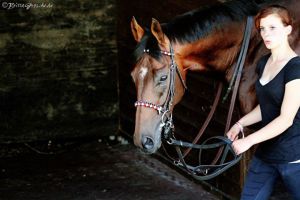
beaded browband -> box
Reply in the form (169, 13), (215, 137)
(143, 49), (174, 56)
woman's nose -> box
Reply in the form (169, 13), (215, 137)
(261, 31), (269, 38)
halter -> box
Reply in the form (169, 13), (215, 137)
(134, 16), (253, 181)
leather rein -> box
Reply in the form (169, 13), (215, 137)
(135, 16), (253, 180)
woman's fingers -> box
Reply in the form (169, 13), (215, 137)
(232, 138), (252, 155)
(227, 130), (239, 141)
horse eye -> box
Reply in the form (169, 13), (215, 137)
(160, 75), (168, 82)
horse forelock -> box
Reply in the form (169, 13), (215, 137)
(133, 29), (162, 62)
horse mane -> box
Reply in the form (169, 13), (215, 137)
(164, 0), (259, 43)
(134, 0), (259, 61)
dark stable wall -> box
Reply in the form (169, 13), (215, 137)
(0, 0), (118, 143)
(116, 0), (246, 199)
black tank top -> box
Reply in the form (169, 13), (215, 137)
(255, 54), (300, 163)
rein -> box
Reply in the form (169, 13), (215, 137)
(135, 16), (253, 180)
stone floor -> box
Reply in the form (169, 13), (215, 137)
(0, 137), (218, 200)
(0, 136), (293, 200)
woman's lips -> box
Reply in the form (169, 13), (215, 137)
(264, 40), (271, 45)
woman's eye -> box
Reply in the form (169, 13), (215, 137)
(270, 26), (276, 30)
(160, 75), (168, 82)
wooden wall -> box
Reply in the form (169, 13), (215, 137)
(116, 0), (247, 199)
(0, 0), (118, 143)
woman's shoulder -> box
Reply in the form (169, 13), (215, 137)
(286, 55), (300, 68)
(284, 55), (300, 83)
(289, 55), (300, 63)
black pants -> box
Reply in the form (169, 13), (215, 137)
(241, 156), (300, 200)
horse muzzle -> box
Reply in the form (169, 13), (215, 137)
(134, 123), (162, 154)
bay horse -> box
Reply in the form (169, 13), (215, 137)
(131, 0), (300, 154)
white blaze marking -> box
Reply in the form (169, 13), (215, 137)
(139, 67), (148, 79)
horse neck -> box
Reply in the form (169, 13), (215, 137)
(173, 21), (247, 79)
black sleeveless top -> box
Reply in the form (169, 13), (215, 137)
(255, 54), (300, 163)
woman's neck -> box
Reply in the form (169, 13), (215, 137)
(270, 42), (297, 62)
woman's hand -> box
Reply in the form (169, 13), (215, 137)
(231, 137), (253, 155)
(226, 123), (241, 141)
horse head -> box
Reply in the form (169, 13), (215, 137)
(130, 17), (186, 153)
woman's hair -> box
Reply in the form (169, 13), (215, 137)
(254, 5), (293, 30)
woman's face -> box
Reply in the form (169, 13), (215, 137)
(259, 14), (291, 50)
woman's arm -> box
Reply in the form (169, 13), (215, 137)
(247, 79), (300, 145)
(232, 79), (300, 154)
(238, 105), (262, 127)
(226, 105), (262, 141)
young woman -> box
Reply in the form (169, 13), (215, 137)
(226, 5), (300, 200)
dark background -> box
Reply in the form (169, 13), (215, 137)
(0, 0), (118, 143)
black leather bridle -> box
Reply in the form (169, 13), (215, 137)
(135, 16), (253, 180)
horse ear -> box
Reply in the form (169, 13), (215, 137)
(151, 18), (166, 45)
(131, 16), (144, 42)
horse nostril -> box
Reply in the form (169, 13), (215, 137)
(142, 136), (154, 150)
